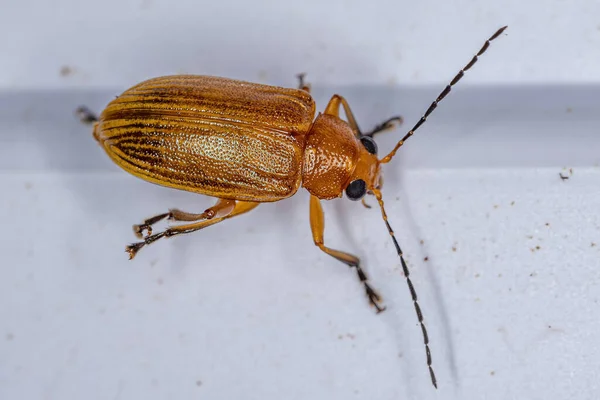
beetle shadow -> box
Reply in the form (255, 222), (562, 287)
(384, 167), (461, 390)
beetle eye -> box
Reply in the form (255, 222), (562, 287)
(360, 136), (378, 155)
(345, 179), (367, 201)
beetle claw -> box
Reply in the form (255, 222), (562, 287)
(126, 242), (145, 259)
(133, 224), (152, 238)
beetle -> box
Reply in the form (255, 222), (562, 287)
(78, 26), (507, 388)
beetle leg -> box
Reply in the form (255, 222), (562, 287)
(296, 73), (311, 93)
(323, 95), (362, 138)
(132, 199), (236, 238)
(362, 116), (404, 138)
(126, 200), (258, 259)
(309, 195), (385, 313)
(75, 106), (99, 124)
(323, 95), (404, 140)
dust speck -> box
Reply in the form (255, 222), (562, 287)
(510, 201), (515, 206)
(419, 239), (424, 245)
(592, 242), (597, 247)
(196, 380), (202, 387)
(60, 65), (74, 77)
(424, 256), (429, 262)
(530, 272), (537, 277)
(346, 333), (355, 340)
(452, 246), (457, 252)
(475, 273), (480, 278)
(156, 278), (164, 285)
(150, 259), (158, 267)
(566, 107), (572, 113)
(338, 334), (343, 340)
(24, 182), (33, 190)
(545, 223), (550, 227)
(490, 370), (495, 376)
(6, 333), (14, 341)
(257, 70), (268, 81)
(493, 204), (499, 209)
(497, 273), (502, 277)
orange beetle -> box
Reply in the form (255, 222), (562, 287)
(78, 26), (507, 387)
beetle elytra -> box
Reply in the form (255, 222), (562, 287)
(78, 26), (507, 388)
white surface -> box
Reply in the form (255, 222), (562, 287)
(1, 0), (600, 88)
(1, 1), (600, 400)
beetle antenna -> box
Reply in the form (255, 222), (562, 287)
(380, 25), (507, 164)
(372, 189), (437, 388)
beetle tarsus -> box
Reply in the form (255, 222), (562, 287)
(76, 106), (99, 124)
(133, 212), (172, 238)
(363, 116), (404, 138)
(352, 262), (386, 313)
(126, 242), (145, 259)
(296, 73), (311, 92)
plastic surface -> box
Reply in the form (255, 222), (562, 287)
(1, 1), (599, 399)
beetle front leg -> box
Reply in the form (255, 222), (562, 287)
(323, 95), (403, 139)
(362, 116), (404, 138)
(309, 195), (385, 313)
(126, 200), (257, 259)
(132, 199), (236, 238)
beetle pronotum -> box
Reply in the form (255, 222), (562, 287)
(78, 26), (507, 387)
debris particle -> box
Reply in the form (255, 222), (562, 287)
(490, 371), (496, 376)
(6, 333), (14, 341)
(257, 70), (268, 81)
(60, 65), (73, 77)
(493, 204), (499, 209)
(510, 201), (515, 206)
(475, 273), (480, 278)
(526, 235), (534, 239)
(424, 256), (429, 262)
(24, 182), (33, 190)
(419, 240), (424, 245)
(196, 380), (202, 387)
(452, 246), (457, 252)
(530, 272), (537, 277)
(592, 242), (597, 247)
(545, 223), (550, 227)
(536, 245), (541, 250)
(156, 278), (164, 285)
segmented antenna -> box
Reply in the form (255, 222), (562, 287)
(373, 189), (437, 388)
(380, 26), (508, 164)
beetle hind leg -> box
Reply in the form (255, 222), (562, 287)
(126, 200), (258, 259)
(75, 106), (99, 124)
(132, 205), (234, 239)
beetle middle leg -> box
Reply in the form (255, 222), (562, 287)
(132, 199), (236, 238)
(126, 200), (258, 259)
(309, 195), (385, 313)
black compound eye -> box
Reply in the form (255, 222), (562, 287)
(360, 136), (378, 155)
(345, 179), (367, 201)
